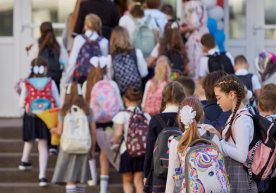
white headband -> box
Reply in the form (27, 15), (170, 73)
(66, 83), (82, 95)
(179, 105), (196, 129)
(90, 56), (108, 68)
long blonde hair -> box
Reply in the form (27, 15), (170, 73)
(85, 14), (102, 35)
(151, 56), (171, 90)
(177, 97), (204, 154)
(110, 26), (133, 55)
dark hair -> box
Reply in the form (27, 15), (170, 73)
(29, 57), (48, 78)
(61, 82), (90, 116)
(214, 75), (246, 141)
(124, 87), (143, 102)
(38, 22), (60, 57)
(261, 59), (276, 82)
(234, 55), (248, 65)
(160, 81), (185, 112)
(200, 33), (216, 49)
(258, 84), (276, 112)
(146, 0), (160, 9)
(175, 76), (195, 97)
(130, 1), (144, 18)
(161, 4), (174, 17)
(203, 71), (227, 101)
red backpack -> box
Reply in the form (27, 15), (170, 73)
(126, 108), (149, 157)
(25, 78), (55, 114)
(143, 80), (167, 116)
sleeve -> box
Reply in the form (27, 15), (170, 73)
(165, 139), (180, 193)
(136, 49), (148, 78)
(144, 117), (159, 177)
(99, 38), (109, 56)
(150, 43), (159, 58)
(19, 82), (27, 109)
(220, 115), (253, 163)
(106, 55), (114, 80)
(211, 134), (222, 152)
(51, 80), (61, 107)
(199, 56), (209, 77)
(61, 15), (70, 50)
(119, 16), (128, 28)
(251, 74), (261, 92)
(73, 3), (85, 35)
(112, 112), (126, 124)
(141, 80), (151, 109)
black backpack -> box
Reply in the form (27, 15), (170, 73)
(236, 73), (253, 92)
(153, 115), (182, 178)
(39, 47), (62, 82)
(165, 49), (185, 74)
(207, 52), (234, 74)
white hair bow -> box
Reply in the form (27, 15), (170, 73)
(90, 56), (108, 68)
(179, 105), (196, 129)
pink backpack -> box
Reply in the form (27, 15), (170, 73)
(143, 80), (168, 116)
(90, 80), (121, 123)
(232, 110), (276, 181)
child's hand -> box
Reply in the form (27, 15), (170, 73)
(201, 124), (222, 139)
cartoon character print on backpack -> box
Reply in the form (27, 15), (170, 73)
(181, 139), (230, 193)
(25, 78), (55, 114)
(208, 52), (234, 74)
(112, 50), (142, 93)
(73, 35), (102, 80)
(126, 108), (149, 157)
(90, 80), (121, 123)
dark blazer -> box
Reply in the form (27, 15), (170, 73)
(74, 0), (120, 40)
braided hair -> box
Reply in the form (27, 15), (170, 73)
(214, 75), (246, 141)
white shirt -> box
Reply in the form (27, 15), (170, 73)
(235, 69), (261, 92)
(66, 30), (109, 82)
(112, 106), (151, 154)
(150, 43), (160, 58)
(144, 9), (167, 37)
(165, 126), (221, 193)
(119, 14), (158, 44)
(199, 48), (234, 78)
(220, 108), (254, 163)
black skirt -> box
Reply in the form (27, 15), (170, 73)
(119, 151), (144, 173)
(22, 113), (50, 141)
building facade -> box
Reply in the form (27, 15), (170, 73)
(0, 0), (276, 117)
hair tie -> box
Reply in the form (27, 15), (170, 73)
(179, 105), (196, 129)
(171, 22), (179, 29)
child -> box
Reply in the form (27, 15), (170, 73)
(175, 76), (195, 97)
(18, 57), (61, 187)
(202, 71), (230, 131)
(112, 87), (151, 193)
(51, 82), (97, 193)
(257, 84), (276, 193)
(165, 96), (223, 193)
(67, 13), (108, 84)
(234, 55), (261, 98)
(109, 26), (148, 94)
(142, 55), (171, 116)
(83, 56), (123, 193)
(205, 74), (258, 192)
(144, 81), (185, 193)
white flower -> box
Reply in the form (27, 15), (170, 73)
(179, 105), (196, 128)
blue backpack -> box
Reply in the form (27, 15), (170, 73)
(73, 35), (102, 80)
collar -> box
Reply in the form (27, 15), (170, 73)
(84, 30), (99, 39)
(162, 105), (179, 113)
(207, 47), (219, 55)
(235, 69), (249, 76)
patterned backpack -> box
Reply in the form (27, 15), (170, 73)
(112, 50), (142, 93)
(73, 35), (102, 81)
(90, 80), (121, 123)
(125, 108), (149, 157)
(61, 105), (91, 154)
(143, 80), (168, 116)
(176, 139), (230, 193)
(25, 78), (55, 114)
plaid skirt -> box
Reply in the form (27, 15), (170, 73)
(225, 157), (258, 193)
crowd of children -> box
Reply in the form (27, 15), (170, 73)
(17, 0), (276, 193)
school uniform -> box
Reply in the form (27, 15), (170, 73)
(52, 112), (93, 184)
(112, 106), (151, 173)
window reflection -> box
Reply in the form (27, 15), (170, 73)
(32, 0), (76, 37)
(265, 0), (276, 39)
(0, 0), (13, 36)
(229, 0), (246, 39)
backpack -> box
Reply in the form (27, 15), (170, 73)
(207, 52), (235, 74)
(39, 47), (62, 82)
(165, 49), (185, 74)
(133, 15), (156, 58)
(236, 73), (253, 92)
(112, 50), (142, 93)
(60, 105), (91, 154)
(25, 78), (55, 114)
(125, 108), (149, 157)
(73, 35), (102, 80)
(90, 80), (121, 123)
(153, 115), (182, 178)
(233, 110), (276, 181)
(143, 80), (167, 116)
(179, 139), (230, 193)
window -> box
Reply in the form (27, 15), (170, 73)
(229, 0), (246, 39)
(0, 0), (13, 36)
(31, 0), (76, 37)
(265, 0), (276, 39)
